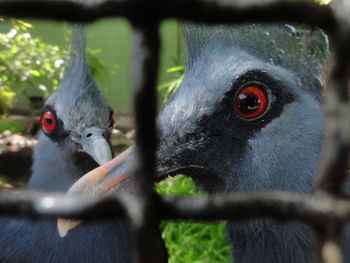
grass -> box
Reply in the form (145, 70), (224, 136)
(0, 120), (25, 133)
(155, 175), (232, 263)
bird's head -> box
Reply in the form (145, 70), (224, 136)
(30, 25), (114, 191)
(42, 41), (114, 166)
(155, 23), (330, 193)
(58, 23), (331, 236)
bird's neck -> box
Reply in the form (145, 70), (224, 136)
(228, 221), (312, 263)
(29, 133), (97, 192)
(6, 134), (132, 263)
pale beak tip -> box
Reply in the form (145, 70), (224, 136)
(57, 218), (82, 238)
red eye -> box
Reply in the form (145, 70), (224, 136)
(234, 86), (268, 119)
(110, 115), (115, 128)
(41, 111), (57, 133)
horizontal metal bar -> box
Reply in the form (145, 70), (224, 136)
(2, 190), (350, 225)
(0, 0), (339, 32)
(159, 193), (350, 224)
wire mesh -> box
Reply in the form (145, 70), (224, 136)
(0, 0), (349, 263)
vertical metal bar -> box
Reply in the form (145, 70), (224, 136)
(130, 21), (168, 263)
(313, 29), (350, 194)
(312, 28), (350, 263)
(313, 224), (343, 263)
(131, 22), (159, 197)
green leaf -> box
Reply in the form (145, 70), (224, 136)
(155, 176), (232, 263)
(166, 65), (185, 73)
(158, 61), (185, 103)
(0, 19), (109, 116)
(31, 70), (41, 77)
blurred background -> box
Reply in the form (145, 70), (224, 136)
(0, 18), (185, 113)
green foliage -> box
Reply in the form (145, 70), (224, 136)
(158, 61), (184, 103)
(86, 47), (108, 87)
(156, 176), (232, 263)
(0, 120), (25, 133)
(155, 175), (197, 195)
(0, 19), (107, 116)
(0, 89), (16, 116)
(0, 19), (68, 114)
(315, 0), (332, 4)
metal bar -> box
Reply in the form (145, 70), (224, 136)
(0, 0), (338, 32)
(131, 23), (158, 198)
(311, 23), (350, 263)
(0, 0), (349, 262)
(4, 191), (350, 224)
(313, 224), (343, 263)
(313, 27), (350, 194)
(130, 21), (167, 263)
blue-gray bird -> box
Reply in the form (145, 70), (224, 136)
(0, 26), (131, 263)
(68, 23), (345, 263)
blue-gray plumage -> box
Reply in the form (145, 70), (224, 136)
(158, 23), (327, 194)
(161, 23), (350, 263)
(155, 24), (329, 262)
(69, 23), (348, 263)
(0, 26), (131, 263)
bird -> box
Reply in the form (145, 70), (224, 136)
(67, 23), (346, 263)
(0, 25), (131, 263)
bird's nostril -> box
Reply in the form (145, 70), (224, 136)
(86, 133), (92, 138)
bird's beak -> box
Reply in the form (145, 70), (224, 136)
(57, 146), (133, 237)
(74, 127), (113, 166)
(57, 127), (115, 237)
(57, 143), (207, 237)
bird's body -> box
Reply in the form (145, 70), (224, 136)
(0, 218), (129, 263)
(0, 26), (131, 263)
